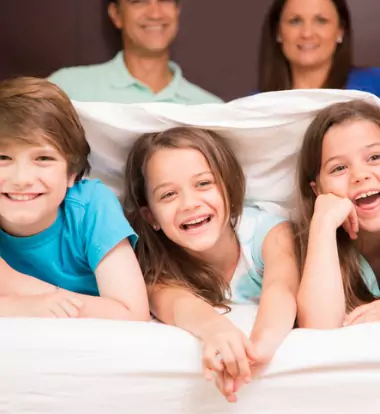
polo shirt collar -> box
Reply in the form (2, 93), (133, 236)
(108, 51), (186, 100)
(108, 51), (137, 88)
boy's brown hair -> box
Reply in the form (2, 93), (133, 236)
(0, 76), (91, 180)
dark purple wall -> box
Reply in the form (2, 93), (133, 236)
(1, 0), (379, 101)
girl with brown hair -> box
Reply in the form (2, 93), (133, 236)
(296, 99), (380, 329)
(123, 126), (299, 402)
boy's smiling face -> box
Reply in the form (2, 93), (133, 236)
(0, 141), (76, 237)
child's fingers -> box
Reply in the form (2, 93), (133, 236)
(226, 394), (238, 403)
(344, 304), (368, 326)
(217, 343), (239, 378)
(343, 208), (358, 239)
(215, 371), (239, 403)
(216, 370), (236, 402)
(202, 346), (224, 376)
(348, 313), (372, 325)
(214, 371), (224, 391)
(223, 372), (234, 395)
(245, 338), (269, 366)
(203, 358), (223, 377)
(233, 377), (245, 393)
(350, 208), (359, 234)
(342, 220), (352, 239)
(50, 304), (70, 318)
(244, 337), (258, 363)
(223, 371), (238, 403)
(342, 218), (355, 240)
(60, 300), (81, 318)
(215, 371), (234, 402)
(228, 340), (251, 381)
(67, 297), (84, 310)
(203, 367), (214, 381)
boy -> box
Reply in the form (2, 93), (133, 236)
(0, 77), (149, 320)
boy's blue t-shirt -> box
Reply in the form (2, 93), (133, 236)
(0, 179), (137, 296)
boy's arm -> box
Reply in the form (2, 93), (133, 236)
(0, 258), (56, 295)
(0, 248), (150, 321)
(80, 181), (149, 321)
(94, 239), (150, 321)
(250, 222), (300, 359)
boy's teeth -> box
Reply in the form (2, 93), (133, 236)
(7, 194), (36, 201)
(355, 190), (380, 200)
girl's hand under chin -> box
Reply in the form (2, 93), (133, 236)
(312, 193), (359, 240)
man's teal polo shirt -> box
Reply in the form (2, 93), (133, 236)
(49, 52), (222, 104)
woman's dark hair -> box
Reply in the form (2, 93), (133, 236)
(258, 0), (353, 92)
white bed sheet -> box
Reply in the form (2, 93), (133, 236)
(1, 306), (380, 413)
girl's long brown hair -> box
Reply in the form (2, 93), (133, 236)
(258, 0), (352, 92)
(296, 99), (380, 311)
(123, 127), (246, 308)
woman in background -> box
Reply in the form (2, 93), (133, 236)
(258, 0), (380, 96)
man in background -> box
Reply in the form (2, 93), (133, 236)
(49, 0), (222, 104)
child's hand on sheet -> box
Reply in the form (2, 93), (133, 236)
(200, 316), (256, 383)
(213, 338), (273, 403)
(344, 300), (380, 326)
(19, 291), (84, 318)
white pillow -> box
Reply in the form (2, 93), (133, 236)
(74, 89), (380, 217)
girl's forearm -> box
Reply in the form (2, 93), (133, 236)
(150, 287), (226, 338)
(250, 285), (296, 350)
(297, 220), (345, 329)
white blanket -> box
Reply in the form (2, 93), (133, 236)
(2, 306), (380, 413)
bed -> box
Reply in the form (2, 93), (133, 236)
(2, 89), (380, 413)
